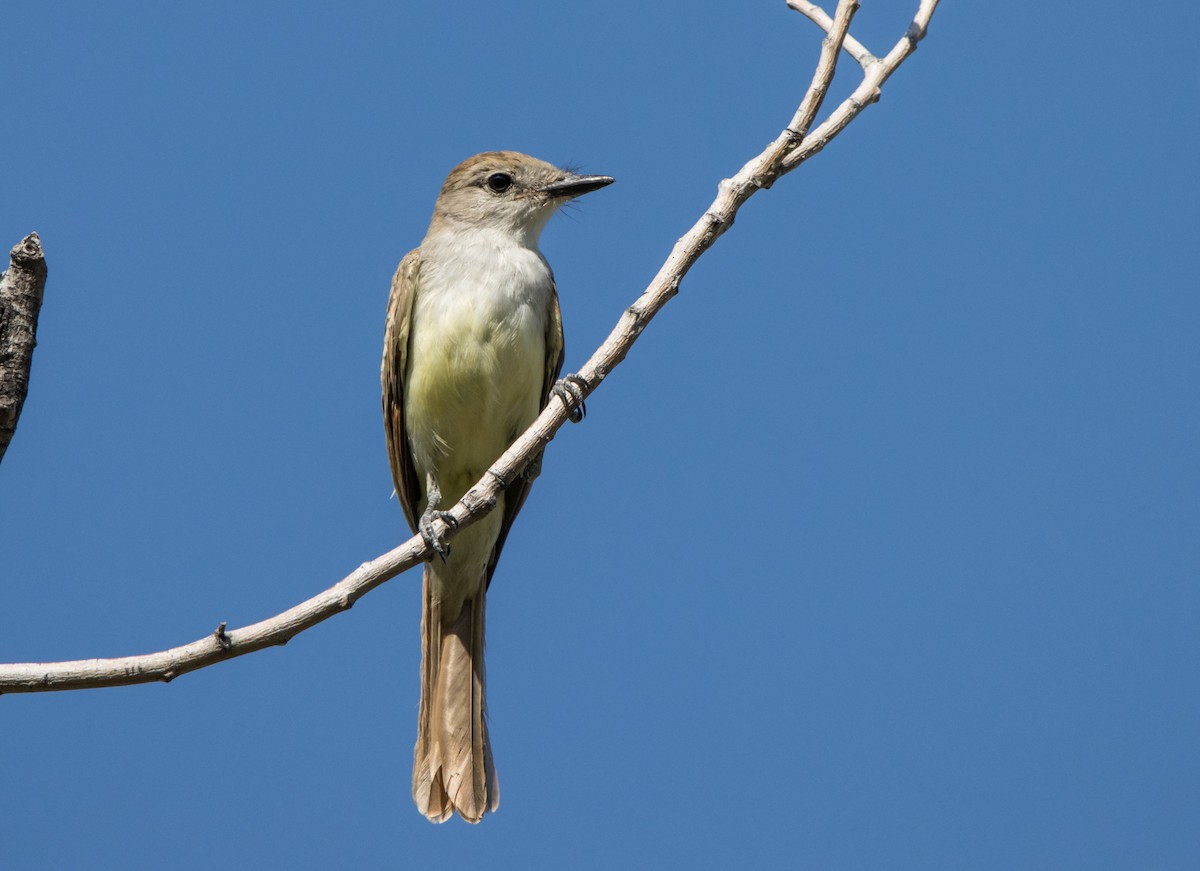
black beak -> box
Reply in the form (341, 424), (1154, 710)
(540, 174), (615, 198)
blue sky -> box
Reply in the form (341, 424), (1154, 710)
(2, 2), (1198, 868)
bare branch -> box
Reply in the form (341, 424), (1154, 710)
(787, 0), (877, 69)
(0, 0), (941, 693)
(781, 0), (941, 173)
(0, 233), (48, 465)
(751, 0), (860, 186)
(0, 537), (431, 692)
(792, 0), (859, 140)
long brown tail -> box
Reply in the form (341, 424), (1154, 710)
(412, 569), (499, 823)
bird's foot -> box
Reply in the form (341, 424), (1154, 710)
(419, 505), (458, 561)
(552, 373), (589, 423)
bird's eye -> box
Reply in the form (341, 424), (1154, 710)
(486, 172), (513, 193)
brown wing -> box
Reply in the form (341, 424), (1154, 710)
(484, 278), (565, 587)
(382, 249), (423, 533)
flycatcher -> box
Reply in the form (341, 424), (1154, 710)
(382, 151), (613, 823)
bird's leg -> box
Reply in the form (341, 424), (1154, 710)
(419, 472), (459, 561)
(552, 373), (590, 423)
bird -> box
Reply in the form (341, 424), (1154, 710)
(381, 151), (613, 823)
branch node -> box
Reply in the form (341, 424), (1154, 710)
(748, 172), (775, 190)
(463, 488), (498, 516)
(160, 670), (176, 683)
(213, 622), (232, 651)
(704, 211), (734, 241)
(847, 94), (873, 111)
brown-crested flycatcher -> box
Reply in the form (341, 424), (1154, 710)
(382, 151), (613, 823)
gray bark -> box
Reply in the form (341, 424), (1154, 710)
(0, 233), (48, 465)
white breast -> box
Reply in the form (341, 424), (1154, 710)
(405, 227), (554, 500)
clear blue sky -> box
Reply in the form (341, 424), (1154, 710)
(3, 2), (1197, 868)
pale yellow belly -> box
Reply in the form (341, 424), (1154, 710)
(404, 294), (547, 609)
(406, 307), (545, 503)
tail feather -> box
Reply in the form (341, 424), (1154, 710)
(413, 569), (499, 823)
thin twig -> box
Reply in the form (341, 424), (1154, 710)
(0, 0), (940, 694)
(752, 0), (860, 189)
(0, 540), (430, 692)
(781, 0), (940, 173)
(787, 0), (877, 69)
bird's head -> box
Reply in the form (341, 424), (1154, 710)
(429, 151), (613, 246)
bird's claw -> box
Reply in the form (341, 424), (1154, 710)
(419, 506), (458, 562)
(552, 373), (589, 423)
